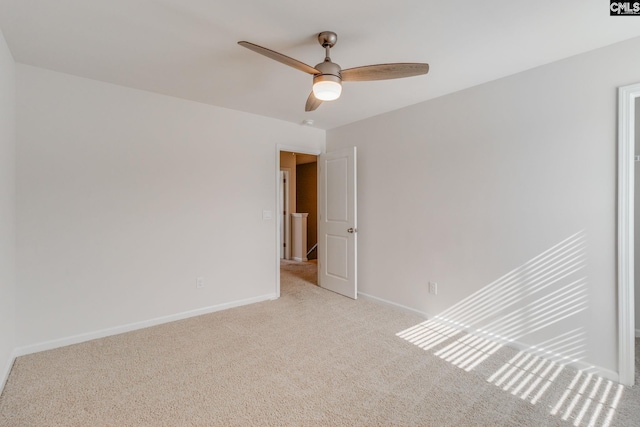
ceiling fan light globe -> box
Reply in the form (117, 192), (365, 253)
(313, 80), (342, 101)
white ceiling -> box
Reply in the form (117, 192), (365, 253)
(1, 0), (639, 130)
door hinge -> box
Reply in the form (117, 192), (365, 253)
(635, 155), (640, 162)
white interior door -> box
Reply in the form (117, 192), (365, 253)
(318, 147), (357, 299)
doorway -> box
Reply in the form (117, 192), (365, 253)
(276, 146), (321, 297)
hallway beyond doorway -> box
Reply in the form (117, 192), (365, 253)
(280, 259), (317, 286)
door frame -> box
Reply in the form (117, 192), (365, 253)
(617, 82), (639, 386)
(280, 168), (291, 260)
(275, 144), (322, 298)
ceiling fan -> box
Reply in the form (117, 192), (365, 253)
(238, 31), (429, 112)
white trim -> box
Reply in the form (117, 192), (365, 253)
(1, 350), (16, 395)
(275, 144), (322, 299)
(617, 83), (639, 386)
(280, 168), (291, 260)
(358, 291), (429, 319)
(14, 293), (276, 357)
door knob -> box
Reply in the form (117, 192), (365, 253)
(347, 228), (356, 233)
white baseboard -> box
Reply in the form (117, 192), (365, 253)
(14, 293), (277, 357)
(1, 350), (16, 396)
(357, 291), (428, 319)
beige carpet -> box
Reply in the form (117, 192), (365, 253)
(1, 261), (639, 426)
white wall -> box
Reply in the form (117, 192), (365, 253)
(16, 65), (324, 350)
(0, 27), (16, 387)
(328, 36), (640, 377)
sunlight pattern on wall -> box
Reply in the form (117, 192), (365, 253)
(397, 231), (588, 371)
(395, 231), (625, 426)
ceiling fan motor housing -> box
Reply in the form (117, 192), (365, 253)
(313, 60), (342, 85)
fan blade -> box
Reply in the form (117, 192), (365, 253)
(238, 41), (320, 75)
(305, 92), (322, 112)
(341, 63), (429, 82)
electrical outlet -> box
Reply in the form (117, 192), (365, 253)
(429, 281), (438, 295)
(196, 277), (205, 288)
